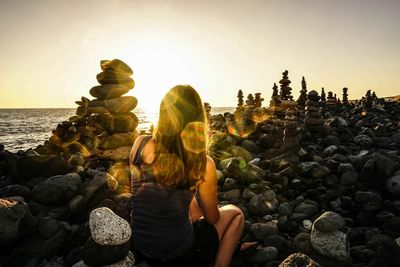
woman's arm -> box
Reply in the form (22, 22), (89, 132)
(196, 156), (220, 224)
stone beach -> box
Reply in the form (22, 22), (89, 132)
(1, 63), (400, 266)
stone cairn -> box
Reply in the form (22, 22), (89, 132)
(279, 70), (293, 101)
(304, 90), (324, 132)
(283, 108), (299, 149)
(73, 207), (134, 266)
(342, 87), (349, 105)
(268, 83), (282, 120)
(296, 76), (308, 108)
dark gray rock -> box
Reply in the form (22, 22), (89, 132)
(248, 246), (278, 263)
(0, 198), (35, 246)
(83, 237), (129, 266)
(249, 222), (278, 240)
(32, 173), (81, 206)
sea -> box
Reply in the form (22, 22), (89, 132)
(0, 107), (235, 152)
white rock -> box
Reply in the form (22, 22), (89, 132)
(89, 207), (131, 246)
(302, 220), (312, 231)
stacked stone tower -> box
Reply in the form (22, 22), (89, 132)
(342, 87), (349, 104)
(297, 76), (308, 108)
(283, 108), (299, 148)
(304, 90), (324, 132)
(36, 59), (139, 162)
(279, 70), (293, 101)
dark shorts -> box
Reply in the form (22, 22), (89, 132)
(133, 219), (219, 267)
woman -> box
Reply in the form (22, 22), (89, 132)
(129, 85), (254, 267)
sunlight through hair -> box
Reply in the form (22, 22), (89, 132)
(181, 122), (207, 154)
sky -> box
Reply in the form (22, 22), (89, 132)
(0, 0), (399, 111)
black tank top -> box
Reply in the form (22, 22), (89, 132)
(130, 136), (194, 261)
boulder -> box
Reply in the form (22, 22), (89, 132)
(249, 246), (278, 263)
(83, 237), (129, 266)
(88, 113), (138, 133)
(89, 207), (131, 246)
(89, 96), (138, 114)
(249, 222), (278, 240)
(100, 59), (133, 75)
(0, 198), (35, 246)
(89, 84), (130, 100)
(96, 72), (134, 89)
(278, 253), (321, 267)
(310, 226), (349, 262)
(32, 173), (81, 206)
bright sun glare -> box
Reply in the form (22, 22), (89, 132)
(122, 34), (201, 116)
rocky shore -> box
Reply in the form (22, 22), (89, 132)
(1, 64), (400, 267)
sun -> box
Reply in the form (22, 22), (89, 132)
(122, 35), (200, 115)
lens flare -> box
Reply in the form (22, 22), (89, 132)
(181, 122), (207, 154)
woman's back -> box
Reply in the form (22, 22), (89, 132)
(130, 136), (194, 261)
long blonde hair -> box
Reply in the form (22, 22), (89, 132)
(152, 85), (208, 190)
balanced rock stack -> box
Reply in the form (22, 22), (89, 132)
(342, 87), (349, 105)
(310, 211), (350, 263)
(304, 90), (324, 132)
(279, 70), (293, 101)
(35, 59), (138, 161)
(77, 59), (138, 161)
(283, 108), (299, 148)
(73, 207), (134, 266)
(268, 83), (284, 120)
(296, 76), (308, 108)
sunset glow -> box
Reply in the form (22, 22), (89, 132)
(0, 0), (399, 109)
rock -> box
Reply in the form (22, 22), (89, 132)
(89, 207), (131, 245)
(340, 172), (359, 186)
(97, 133), (134, 150)
(0, 198), (35, 245)
(249, 246), (278, 263)
(386, 174), (400, 195)
(15, 155), (71, 181)
(10, 229), (67, 266)
(242, 187), (256, 199)
(354, 191), (382, 203)
(302, 220), (312, 231)
(0, 184), (31, 199)
(278, 253), (321, 267)
(91, 146), (132, 161)
(222, 178), (238, 191)
(73, 251), (135, 267)
(241, 140), (260, 154)
(294, 203), (319, 217)
(89, 84), (130, 100)
(337, 163), (355, 175)
(310, 226), (350, 262)
(83, 237), (130, 266)
(89, 113), (138, 133)
(372, 152), (398, 177)
(297, 161), (320, 173)
(249, 222), (278, 240)
(222, 189), (241, 200)
(248, 194), (277, 215)
(68, 154), (84, 166)
(37, 217), (61, 238)
(100, 59), (133, 75)
(314, 211), (345, 232)
(96, 72), (134, 89)
(89, 96), (138, 114)
(354, 135), (373, 148)
(32, 173), (81, 206)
